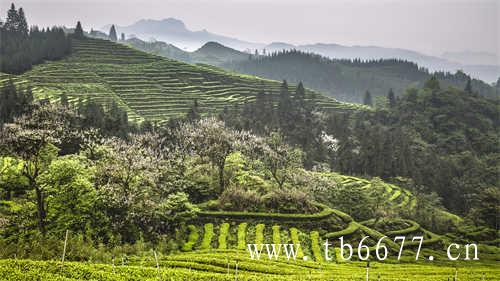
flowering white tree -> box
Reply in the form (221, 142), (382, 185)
(179, 117), (259, 194)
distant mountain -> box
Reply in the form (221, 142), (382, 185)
(102, 18), (263, 51)
(442, 51), (499, 66)
(101, 18), (499, 83)
(191, 42), (249, 65)
(120, 37), (249, 66)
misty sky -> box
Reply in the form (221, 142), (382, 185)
(2, 0), (498, 56)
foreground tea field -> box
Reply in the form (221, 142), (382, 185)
(1, 255), (498, 281)
(1, 38), (362, 123)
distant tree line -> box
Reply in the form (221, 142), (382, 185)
(0, 3), (72, 74)
(224, 49), (497, 102)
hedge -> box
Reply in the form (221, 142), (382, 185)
(197, 202), (336, 222)
(272, 225), (281, 246)
(181, 225), (199, 251)
(324, 221), (359, 239)
(237, 223), (248, 250)
(218, 223), (230, 250)
(289, 228), (304, 259)
(386, 220), (420, 236)
(310, 231), (323, 262)
(200, 223), (214, 250)
(255, 224), (265, 245)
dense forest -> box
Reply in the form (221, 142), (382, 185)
(0, 4), (72, 74)
(223, 50), (498, 103)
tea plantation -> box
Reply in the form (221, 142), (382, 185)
(2, 174), (498, 280)
(0, 38), (362, 123)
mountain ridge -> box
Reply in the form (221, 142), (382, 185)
(102, 18), (498, 82)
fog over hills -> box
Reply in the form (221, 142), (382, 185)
(103, 18), (499, 83)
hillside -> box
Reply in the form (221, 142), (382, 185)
(222, 50), (498, 103)
(191, 42), (250, 65)
(1, 38), (358, 123)
(120, 37), (497, 103)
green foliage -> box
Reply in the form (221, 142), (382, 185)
(181, 225), (198, 252)
(222, 49), (497, 102)
(217, 223), (229, 249)
(272, 225), (280, 246)
(309, 231), (322, 262)
(324, 222), (359, 239)
(236, 222), (247, 250)
(289, 228), (304, 259)
(39, 155), (97, 235)
(254, 224), (265, 245)
(1, 5), (71, 74)
(200, 223), (214, 250)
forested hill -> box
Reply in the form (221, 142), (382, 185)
(222, 50), (498, 103)
(120, 36), (498, 103)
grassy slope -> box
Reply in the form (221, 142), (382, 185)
(0, 38), (361, 123)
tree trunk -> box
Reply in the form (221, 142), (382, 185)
(33, 181), (46, 234)
(218, 164), (225, 193)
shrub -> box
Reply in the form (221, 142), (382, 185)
(325, 221), (359, 239)
(262, 188), (318, 214)
(310, 231), (322, 262)
(237, 223), (247, 250)
(181, 225), (198, 251)
(272, 225), (280, 246)
(255, 224), (265, 245)
(218, 223), (230, 249)
(289, 228), (304, 259)
(218, 187), (262, 212)
(200, 223), (214, 250)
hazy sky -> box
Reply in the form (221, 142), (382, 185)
(2, 0), (498, 56)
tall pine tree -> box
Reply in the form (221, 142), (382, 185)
(387, 88), (396, 108)
(363, 90), (373, 106)
(17, 7), (28, 36)
(74, 21), (84, 38)
(109, 25), (117, 41)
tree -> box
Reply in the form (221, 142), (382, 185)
(121, 33), (125, 41)
(59, 93), (69, 107)
(277, 80), (292, 127)
(464, 77), (472, 93)
(38, 155), (97, 235)
(424, 76), (440, 91)
(293, 81), (306, 108)
(363, 90), (373, 106)
(109, 24), (117, 41)
(74, 21), (84, 38)
(17, 7), (28, 36)
(261, 132), (302, 188)
(0, 104), (80, 233)
(4, 3), (18, 32)
(387, 88), (396, 108)
(180, 118), (256, 193)
(186, 99), (201, 121)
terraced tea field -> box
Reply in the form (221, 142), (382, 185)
(0, 38), (362, 123)
(2, 254), (498, 281)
